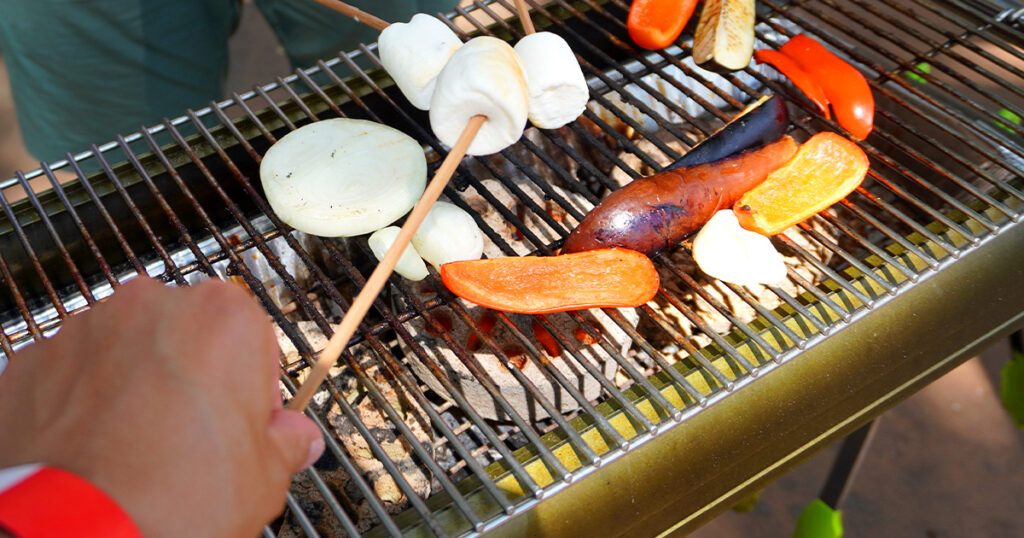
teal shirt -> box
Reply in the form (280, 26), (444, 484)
(0, 0), (455, 162)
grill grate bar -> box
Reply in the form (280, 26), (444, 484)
(287, 382), (403, 537)
(11, 171), (96, 306)
(39, 162), (121, 288)
(89, 145), (188, 285)
(430, 288), (622, 456)
(258, 63), (564, 506)
(0, 186), (69, 320)
(171, 107), (476, 533)
(0, 252), (42, 343)
(405, 288), (573, 484)
(876, 0), (1024, 100)
(114, 135), (222, 282)
(839, 0), (1024, 123)
(747, 25), (1023, 216)
(924, 0), (1024, 60)
(763, 0), (1024, 163)
(61, 154), (149, 276)
(1, 0), (1021, 535)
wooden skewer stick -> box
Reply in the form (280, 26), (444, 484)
(514, 0), (537, 35)
(288, 115), (488, 412)
(313, 0), (391, 31)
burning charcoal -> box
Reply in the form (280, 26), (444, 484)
(325, 392), (432, 508)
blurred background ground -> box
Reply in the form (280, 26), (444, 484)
(1, 1), (1022, 536)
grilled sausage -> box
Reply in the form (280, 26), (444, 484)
(561, 136), (798, 256)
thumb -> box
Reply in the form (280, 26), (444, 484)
(268, 409), (324, 473)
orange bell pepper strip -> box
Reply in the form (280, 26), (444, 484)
(734, 132), (870, 235)
(440, 248), (660, 314)
(779, 35), (875, 140)
(754, 49), (831, 120)
(627, 0), (699, 50)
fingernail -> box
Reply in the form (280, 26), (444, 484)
(303, 436), (325, 470)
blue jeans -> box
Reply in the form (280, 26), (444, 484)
(0, 0), (455, 162)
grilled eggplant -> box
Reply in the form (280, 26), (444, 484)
(668, 95), (789, 170)
(692, 0), (756, 73)
(561, 136), (798, 256)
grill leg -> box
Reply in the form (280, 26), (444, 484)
(793, 420), (879, 537)
(819, 419), (879, 510)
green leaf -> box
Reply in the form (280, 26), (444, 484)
(794, 499), (843, 538)
(1000, 347), (1024, 429)
(731, 489), (762, 513)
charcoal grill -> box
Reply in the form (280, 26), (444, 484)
(2, 0), (1023, 535)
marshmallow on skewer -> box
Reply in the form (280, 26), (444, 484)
(514, 32), (589, 129)
(430, 36), (530, 156)
(379, 14), (462, 110)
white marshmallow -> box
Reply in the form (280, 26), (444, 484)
(514, 32), (589, 129)
(429, 36), (529, 156)
(379, 14), (462, 110)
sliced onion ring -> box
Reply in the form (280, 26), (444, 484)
(692, 210), (787, 286)
(368, 227), (429, 281)
(260, 118), (426, 237)
(412, 201), (484, 269)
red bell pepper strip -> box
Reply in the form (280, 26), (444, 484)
(779, 34), (875, 140)
(627, 0), (699, 50)
(440, 248), (660, 314)
(754, 49), (831, 120)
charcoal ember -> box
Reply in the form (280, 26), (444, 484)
(277, 467), (354, 538)
(274, 321), (349, 408)
(608, 138), (690, 188)
(397, 177), (640, 421)
(400, 301), (632, 422)
(460, 122), (619, 195)
(325, 389), (432, 508)
(459, 178), (594, 257)
(237, 231), (323, 308)
(645, 219), (834, 352)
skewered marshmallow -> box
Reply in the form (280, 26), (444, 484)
(379, 14), (462, 110)
(430, 36), (529, 156)
(514, 32), (589, 129)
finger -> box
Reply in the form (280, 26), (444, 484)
(266, 322), (284, 411)
(268, 409), (324, 473)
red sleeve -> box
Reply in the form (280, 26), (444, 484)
(0, 466), (142, 538)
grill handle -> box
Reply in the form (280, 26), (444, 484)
(287, 115), (488, 411)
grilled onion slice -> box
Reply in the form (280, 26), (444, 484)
(692, 0), (756, 73)
(260, 118), (426, 237)
(412, 201), (484, 269)
(692, 210), (787, 286)
(368, 226), (429, 281)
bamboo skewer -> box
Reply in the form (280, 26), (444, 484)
(514, 0), (537, 35)
(312, 0), (390, 31)
(287, 0), (542, 410)
(288, 115), (488, 410)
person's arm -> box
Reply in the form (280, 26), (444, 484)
(0, 278), (323, 537)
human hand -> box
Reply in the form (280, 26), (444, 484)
(0, 278), (324, 537)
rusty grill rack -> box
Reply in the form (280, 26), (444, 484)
(2, 0), (1023, 535)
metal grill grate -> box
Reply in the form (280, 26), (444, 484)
(1, 0), (1022, 535)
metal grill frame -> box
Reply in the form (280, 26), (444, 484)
(1, 0), (1023, 535)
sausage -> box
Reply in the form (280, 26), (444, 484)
(561, 135), (798, 256)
